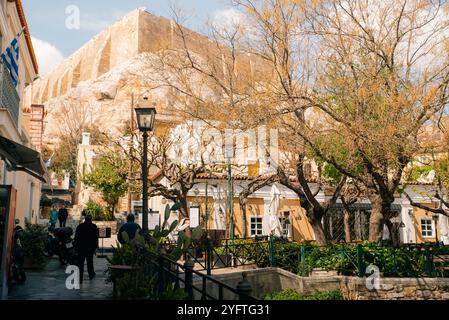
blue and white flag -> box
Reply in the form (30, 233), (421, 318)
(1, 29), (24, 87)
(44, 151), (55, 168)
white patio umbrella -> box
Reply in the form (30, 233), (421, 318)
(262, 183), (283, 236)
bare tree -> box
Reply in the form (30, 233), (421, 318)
(142, 3), (349, 245)
(238, 173), (279, 238)
(299, 0), (449, 243)
(217, 0), (449, 245)
(47, 97), (105, 180)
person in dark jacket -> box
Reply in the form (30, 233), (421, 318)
(118, 214), (141, 244)
(58, 205), (69, 228)
(74, 215), (98, 283)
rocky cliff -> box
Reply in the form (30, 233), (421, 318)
(25, 8), (265, 148)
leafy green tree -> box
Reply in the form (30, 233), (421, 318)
(82, 154), (128, 215)
(42, 125), (107, 182)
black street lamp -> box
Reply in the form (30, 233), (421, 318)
(135, 106), (157, 233)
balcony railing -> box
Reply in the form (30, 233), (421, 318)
(0, 61), (20, 128)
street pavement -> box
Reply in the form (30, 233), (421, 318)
(7, 217), (118, 300)
(7, 255), (113, 300)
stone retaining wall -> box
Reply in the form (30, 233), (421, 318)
(202, 267), (449, 300)
(340, 277), (449, 300)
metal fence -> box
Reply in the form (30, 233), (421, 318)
(108, 239), (449, 299)
(177, 237), (449, 278)
(109, 253), (259, 300)
(182, 237), (273, 274)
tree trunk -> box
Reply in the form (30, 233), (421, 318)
(179, 198), (191, 237)
(307, 208), (327, 246)
(111, 203), (116, 220)
(239, 197), (248, 239)
(343, 208), (351, 243)
(368, 196), (386, 243)
(385, 219), (400, 247)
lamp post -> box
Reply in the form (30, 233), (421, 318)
(135, 106), (157, 233)
(205, 180), (209, 236)
(227, 157), (235, 241)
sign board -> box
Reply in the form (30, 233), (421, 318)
(190, 207), (200, 228)
(0, 186), (16, 299)
(97, 227), (112, 239)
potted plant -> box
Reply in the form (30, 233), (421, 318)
(20, 220), (47, 269)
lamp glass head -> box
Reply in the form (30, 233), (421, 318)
(135, 107), (156, 132)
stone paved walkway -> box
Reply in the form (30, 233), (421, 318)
(7, 255), (113, 300)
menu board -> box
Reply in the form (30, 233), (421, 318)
(136, 210), (160, 230)
(190, 207), (200, 228)
(0, 185), (16, 299)
(97, 227), (112, 238)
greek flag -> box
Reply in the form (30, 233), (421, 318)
(1, 29), (23, 87)
(44, 151), (55, 167)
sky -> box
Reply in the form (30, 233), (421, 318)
(21, 0), (238, 75)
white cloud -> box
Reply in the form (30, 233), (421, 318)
(31, 36), (65, 76)
(213, 8), (245, 31)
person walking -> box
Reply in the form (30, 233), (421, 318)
(117, 214), (142, 244)
(49, 205), (58, 232)
(74, 214), (98, 283)
(58, 205), (68, 228)
(80, 209), (87, 223)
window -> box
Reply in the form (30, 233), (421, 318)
(250, 217), (263, 236)
(421, 219), (433, 237)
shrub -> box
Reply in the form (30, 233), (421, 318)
(107, 204), (205, 300)
(265, 289), (303, 300)
(160, 287), (189, 300)
(265, 289), (343, 300)
(306, 290), (344, 300)
(84, 199), (114, 221)
(20, 221), (47, 268)
(238, 240), (430, 277)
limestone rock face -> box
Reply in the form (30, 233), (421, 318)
(25, 9), (196, 146)
(26, 8), (262, 147)
(39, 52), (172, 146)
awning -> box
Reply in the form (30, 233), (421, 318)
(0, 135), (48, 183)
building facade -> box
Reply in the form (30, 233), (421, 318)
(0, 0), (43, 226)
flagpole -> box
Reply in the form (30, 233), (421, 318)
(17, 27), (26, 38)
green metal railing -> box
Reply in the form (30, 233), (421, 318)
(180, 237), (280, 272)
(109, 253), (259, 300)
(177, 238), (449, 278)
